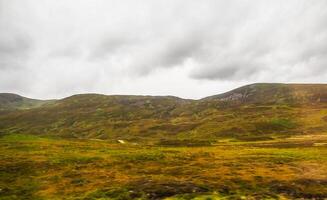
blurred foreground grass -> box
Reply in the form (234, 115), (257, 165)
(0, 134), (327, 199)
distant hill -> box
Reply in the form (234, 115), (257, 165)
(0, 93), (54, 110)
(0, 83), (326, 141)
(203, 83), (327, 104)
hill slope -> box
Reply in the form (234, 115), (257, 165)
(203, 83), (327, 104)
(0, 83), (326, 141)
(0, 93), (54, 110)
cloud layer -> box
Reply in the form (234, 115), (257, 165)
(0, 0), (327, 99)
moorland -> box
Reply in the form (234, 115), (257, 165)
(0, 83), (327, 199)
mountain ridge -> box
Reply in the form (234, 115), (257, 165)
(0, 83), (326, 141)
(2, 83), (327, 107)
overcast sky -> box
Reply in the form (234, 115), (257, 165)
(0, 0), (327, 99)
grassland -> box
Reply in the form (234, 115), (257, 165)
(1, 84), (327, 199)
(1, 134), (327, 199)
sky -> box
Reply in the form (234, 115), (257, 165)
(0, 0), (327, 100)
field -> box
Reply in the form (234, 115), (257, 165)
(1, 134), (327, 200)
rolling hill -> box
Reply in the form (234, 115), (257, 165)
(0, 83), (326, 142)
(0, 93), (54, 111)
(203, 83), (327, 104)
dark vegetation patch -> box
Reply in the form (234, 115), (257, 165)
(0, 161), (42, 200)
(112, 152), (165, 163)
(157, 139), (213, 147)
(149, 123), (199, 133)
(235, 135), (274, 141)
(85, 180), (210, 200)
(254, 118), (297, 133)
(128, 180), (210, 199)
(270, 179), (327, 199)
(251, 141), (315, 148)
(50, 156), (104, 165)
(70, 178), (90, 186)
(214, 127), (246, 137)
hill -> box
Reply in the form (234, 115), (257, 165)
(203, 83), (327, 104)
(0, 93), (54, 110)
(0, 83), (326, 141)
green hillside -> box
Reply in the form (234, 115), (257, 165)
(203, 83), (327, 104)
(0, 93), (54, 111)
(0, 83), (326, 142)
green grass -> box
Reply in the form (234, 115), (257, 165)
(0, 134), (326, 199)
(0, 134), (47, 141)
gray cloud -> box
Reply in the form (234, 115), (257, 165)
(131, 32), (205, 75)
(48, 46), (83, 59)
(0, 36), (30, 56)
(0, 0), (327, 99)
(89, 36), (136, 60)
(192, 62), (262, 81)
(188, 0), (327, 81)
(0, 33), (33, 73)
